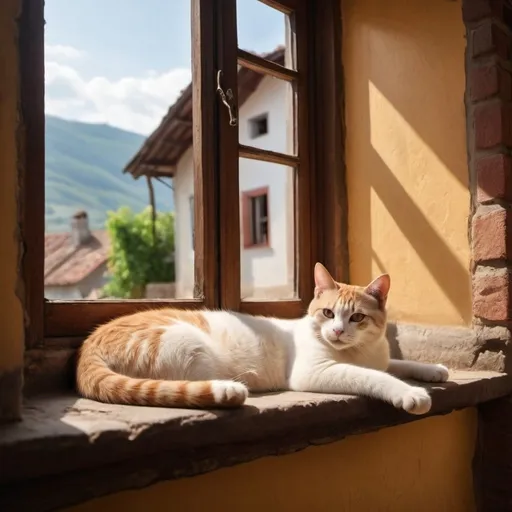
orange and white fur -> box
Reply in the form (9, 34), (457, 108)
(77, 263), (449, 415)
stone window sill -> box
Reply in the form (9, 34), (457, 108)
(1, 370), (511, 512)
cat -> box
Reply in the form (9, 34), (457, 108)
(76, 262), (449, 414)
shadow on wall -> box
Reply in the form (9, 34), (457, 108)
(344, 0), (471, 325)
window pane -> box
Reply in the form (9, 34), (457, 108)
(240, 158), (297, 300)
(239, 71), (296, 156)
(44, 0), (197, 300)
(237, 0), (296, 157)
(237, 0), (295, 70)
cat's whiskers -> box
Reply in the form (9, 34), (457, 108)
(231, 369), (258, 383)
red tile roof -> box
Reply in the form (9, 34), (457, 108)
(44, 230), (110, 287)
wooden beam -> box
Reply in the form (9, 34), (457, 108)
(293, 0), (314, 304)
(134, 163), (176, 177)
(239, 144), (299, 167)
(239, 299), (305, 318)
(217, 0), (241, 311)
(175, 117), (193, 126)
(192, 0), (220, 307)
(237, 49), (298, 81)
(142, 160), (176, 169)
(258, 0), (297, 14)
(160, 139), (185, 148)
(146, 176), (157, 243)
(20, 0), (45, 348)
(44, 300), (205, 337)
(310, 0), (349, 283)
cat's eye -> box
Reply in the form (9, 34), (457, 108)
(350, 313), (366, 323)
(322, 308), (334, 319)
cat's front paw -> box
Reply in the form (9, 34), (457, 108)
(211, 380), (248, 407)
(418, 363), (450, 383)
(393, 387), (432, 415)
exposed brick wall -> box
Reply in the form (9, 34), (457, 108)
(476, 153), (512, 201)
(465, 2), (512, 510)
(466, 0), (512, 329)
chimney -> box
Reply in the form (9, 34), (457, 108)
(71, 210), (91, 246)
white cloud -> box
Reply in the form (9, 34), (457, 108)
(45, 44), (85, 60)
(44, 50), (191, 135)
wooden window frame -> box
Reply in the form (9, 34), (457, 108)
(218, 0), (315, 318)
(189, 194), (195, 249)
(20, 0), (348, 346)
(241, 186), (270, 249)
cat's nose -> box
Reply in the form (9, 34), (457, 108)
(333, 328), (344, 336)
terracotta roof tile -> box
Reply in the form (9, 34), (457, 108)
(44, 230), (110, 287)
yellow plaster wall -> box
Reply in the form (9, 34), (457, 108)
(68, 409), (477, 512)
(0, 0), (24, 373)
(344, 0), (471, 326)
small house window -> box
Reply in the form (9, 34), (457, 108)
(242, 187), (269, 248)
(248, 113), (268, 139)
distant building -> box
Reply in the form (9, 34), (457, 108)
(44, 210), (110, 300)
(125, 47), (295, 299)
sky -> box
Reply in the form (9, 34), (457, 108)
(44, 1), (285, 136)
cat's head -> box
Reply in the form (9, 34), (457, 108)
(307, 262), (389, 351)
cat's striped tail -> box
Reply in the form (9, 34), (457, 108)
(76, 353), (248, 408)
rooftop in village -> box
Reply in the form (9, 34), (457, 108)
(44, 210), (110, 287)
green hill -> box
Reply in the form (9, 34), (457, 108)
(45, 115), (173, 232)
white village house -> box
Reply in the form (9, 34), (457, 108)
(125, 47), (295, 299)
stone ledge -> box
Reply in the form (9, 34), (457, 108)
(1, 371), (511, 512)
(24, 321), (509, 397)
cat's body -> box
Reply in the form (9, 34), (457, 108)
(77, 263), (449, 415)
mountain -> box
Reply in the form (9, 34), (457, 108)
(45, 115), (173, 233)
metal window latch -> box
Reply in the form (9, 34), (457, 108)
(216, 70), (238, 127)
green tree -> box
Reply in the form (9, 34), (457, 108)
(102, 206), (175, 298)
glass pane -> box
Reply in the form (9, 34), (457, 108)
(238, 70), (296, 156)
(44, 0), (196, 300)
(239, 158), (297, 300)
(237, 0), (294, 69)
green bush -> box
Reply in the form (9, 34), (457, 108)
(102, 206), (175, 298)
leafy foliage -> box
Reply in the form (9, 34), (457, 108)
(102, 206), (175, 298)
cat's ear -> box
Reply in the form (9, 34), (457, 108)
(314, 262), (337, 297)
(364, 274), (390, 308)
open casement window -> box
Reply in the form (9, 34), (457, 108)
(23, 0), (346, 345)
(216, 0), (320, 313)
(40, 0), (221, 339)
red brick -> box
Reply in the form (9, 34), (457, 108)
(477, 153), (512, 202)
(472, 21), (511, 60)
(472, 205), (512, 261)
(474, 102), (512, 149)
(473, 267), (511, 321)
(470, 63), (512, 102)
(463, 0), (503, 23)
